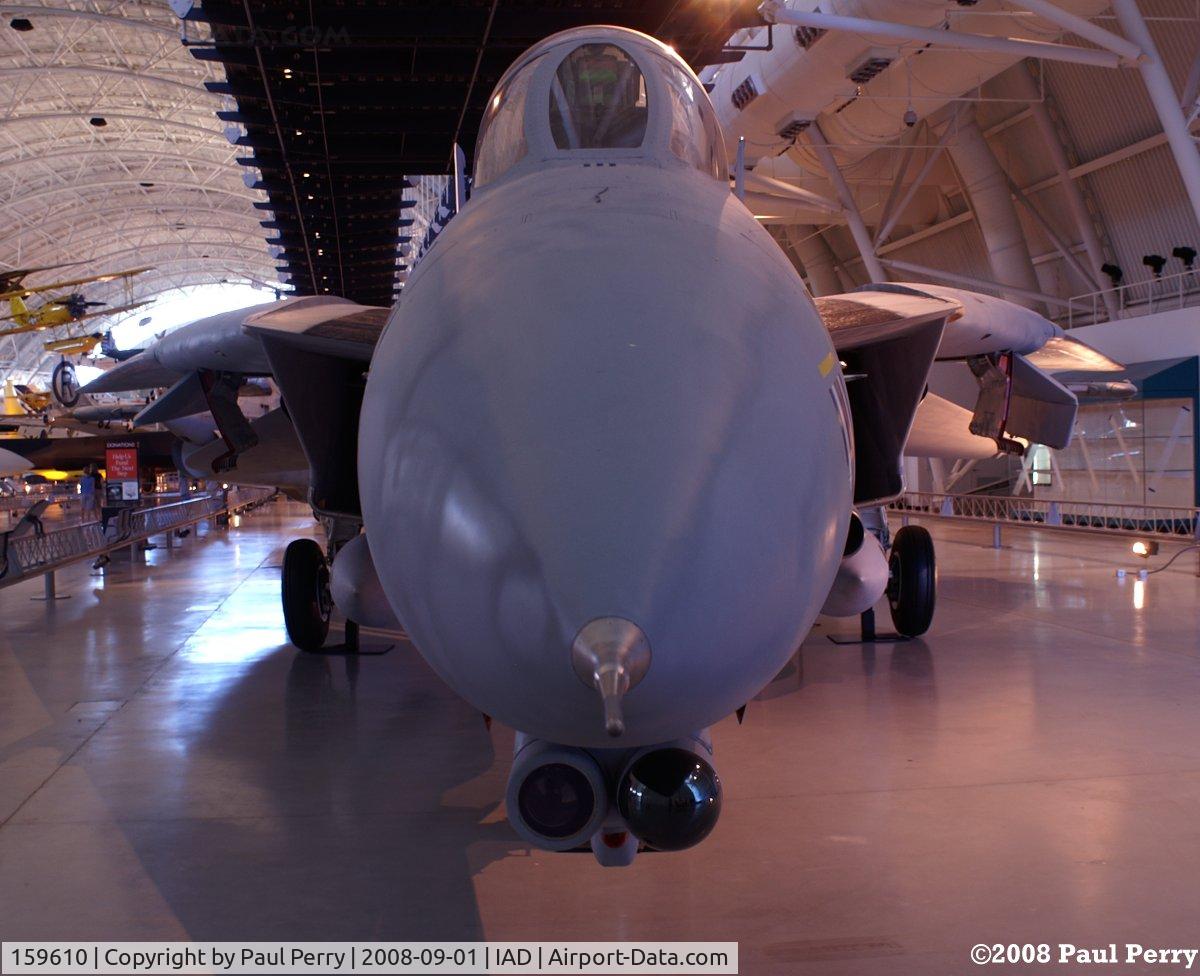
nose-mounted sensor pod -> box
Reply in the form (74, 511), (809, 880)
(505, 737), (608, 851)
(616, 739), (722, 851)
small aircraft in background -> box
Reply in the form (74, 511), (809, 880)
(0, 264), (152, 338)
(1, 379), (51, 421)
(38, 322), (163, 361)
(43, 333), (105, 357)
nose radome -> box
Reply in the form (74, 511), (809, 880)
(570, 617), (652, 738)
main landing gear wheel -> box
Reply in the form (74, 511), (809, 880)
(887, 525), (936, 637)
(282, 538), (331, 652)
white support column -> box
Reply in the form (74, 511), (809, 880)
(945, 458), (980, 492)
(876, 123), (923, 240)
(1009, 0), (1142, 61)
(1147, 404), (1190, 497)
(1109, 416), (1144, 493)
(929, 457), (948, 493)
(1008, 178), (1101, 292)
(949, 116), (1044, 310)
(760, 2), (1125, 68)
(807, 122), (887, 283)
(1014, 66), (1121, 320)
(1113, 0), (1200, 230)
(785, 226), (842, 296)
(874, 119), (957, 247)
(1076, 430), (1101, 494)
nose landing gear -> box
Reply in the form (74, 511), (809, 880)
(886, 524), (936, 637)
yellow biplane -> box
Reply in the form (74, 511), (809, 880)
(0, 264), (152, 338)
(43, 333), (105, 357)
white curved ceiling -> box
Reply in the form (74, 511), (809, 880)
(0, 0), (278, 382)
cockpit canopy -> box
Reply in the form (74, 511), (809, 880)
(474, 27), (728, 190)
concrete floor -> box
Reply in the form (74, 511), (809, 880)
(2, 499), (1199, 973)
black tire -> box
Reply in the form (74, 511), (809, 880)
(282, 538), (331, 652)
(887, 525), (936, 637)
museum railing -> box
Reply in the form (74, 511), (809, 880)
(891, 490), (1200, 539)
(1064, 267), (1200, 328)
(0, 485), (277, 593)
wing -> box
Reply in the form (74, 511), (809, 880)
(813, 284), (1095, 501)
(81, 295), (389, 497)
(850, 282), (1060, 358)
(0, 262), (85, 299)
(1024, 335), (1123, 372)
(68, 300), (152, 323)
(43, 334), (105, 355)
(0, 266), (152, 300)
(0, 318), (51, 337)
(83, 295), (385, 396)
(906, 393), (1002, 460)
(240, 300), (389, 361)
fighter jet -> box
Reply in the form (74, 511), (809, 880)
(81, 26), (1121, 865)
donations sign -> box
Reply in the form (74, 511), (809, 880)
(104, 440), (140, 503)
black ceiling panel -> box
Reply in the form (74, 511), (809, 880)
(187, 0), (763, 306)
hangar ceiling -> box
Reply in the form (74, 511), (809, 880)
(0, 1), (283, 381)
(5, 0), (1200, 385)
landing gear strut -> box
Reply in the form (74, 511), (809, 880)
(887, 524), (936, 637)
(282, 538), (331, 652)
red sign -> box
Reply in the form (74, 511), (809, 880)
(105, 441), (139, 480)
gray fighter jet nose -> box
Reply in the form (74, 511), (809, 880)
(358, 166), (851, 748)
(570, 616), (652, 738)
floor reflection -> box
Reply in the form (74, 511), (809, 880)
(100, 611), (515, 939)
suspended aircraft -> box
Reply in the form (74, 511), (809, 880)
(80, 26), (1124, 866)
(43, 333), (106, 357)
(0, 264), (152, 338)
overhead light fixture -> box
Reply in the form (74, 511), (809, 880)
(294, 129), (302, 136)
(10, 17), (33, 30)
(1143, 254), (1167, 278)
(1131, 540), (1160, 558)
(1173, 245), (1197, 270)
(1101, 262), (1123, 286)
(89, 116), (107, 127)
(302, 171), (310, 178)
